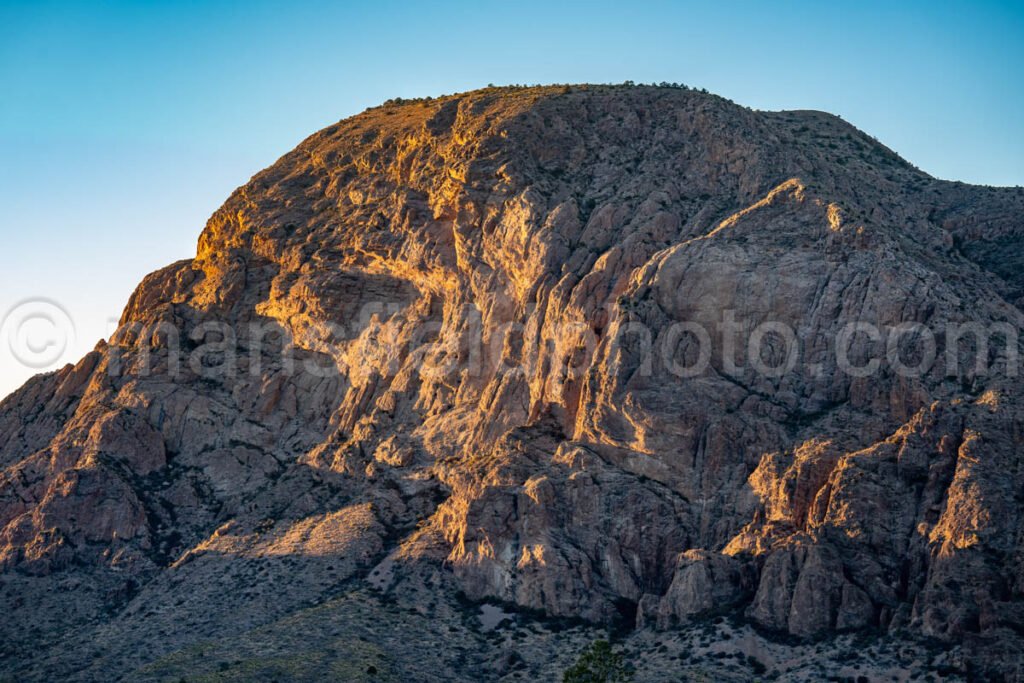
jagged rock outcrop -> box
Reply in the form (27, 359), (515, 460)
(2, 84), (1023, 680)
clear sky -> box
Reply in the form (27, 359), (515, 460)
(1, 0), (1022, 400)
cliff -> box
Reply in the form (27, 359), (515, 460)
(2, 84), (1023, 681)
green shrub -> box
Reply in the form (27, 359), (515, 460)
(562, 640), (633, 682)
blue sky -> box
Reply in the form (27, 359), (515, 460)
(1, 0), (1022, 399)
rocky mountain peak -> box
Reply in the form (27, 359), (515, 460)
(2, 84), (1023, 680)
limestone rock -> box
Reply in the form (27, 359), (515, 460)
(2, 84), (1023, 680)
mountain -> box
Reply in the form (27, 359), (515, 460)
(2, 84), (1023, 681)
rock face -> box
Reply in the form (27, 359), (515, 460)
(2, 84), (1023, 680)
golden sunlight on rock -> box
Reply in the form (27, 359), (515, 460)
(2, 84), (1023, 680)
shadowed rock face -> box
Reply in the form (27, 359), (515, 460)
(2, 84), (1023, 680)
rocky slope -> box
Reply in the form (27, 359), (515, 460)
(2, 84), (1023, 681)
